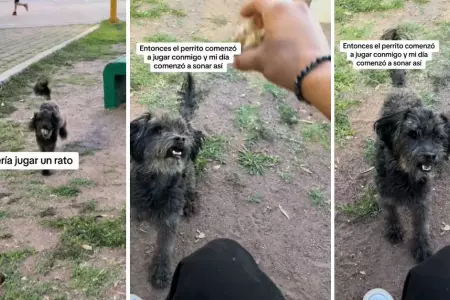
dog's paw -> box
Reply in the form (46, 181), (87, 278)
(411, 240), (433, 263)
(134, 211), (145, 223)
(194, 130), (206, 143)
(183, 192), (198, 217)
(150, 264), (171, 289)
(183, 202), (197, 218)
(385, 224), (405, 244)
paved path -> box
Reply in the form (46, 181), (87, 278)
(0, 0), (126, 82)
(0, 25), (93, 74)
(0, 0), (126, 28)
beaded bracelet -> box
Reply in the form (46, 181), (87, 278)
(294, 55), (331, 104)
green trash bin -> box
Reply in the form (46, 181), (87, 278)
(103, 55), (126, 109)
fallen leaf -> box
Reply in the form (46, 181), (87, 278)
(441, 222), (450, 231)
(278, 205), (290, 220)
(359, 271), (366, 275)
(81, 244), (93, 251)
(195, 230), (205, 239)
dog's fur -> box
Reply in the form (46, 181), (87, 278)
(374, 44), (450, 262)
(33, 77), (51, 100)
(130, 73), (204, 289)
(29, 102), (67, 176)
(380, 27), (411, 42)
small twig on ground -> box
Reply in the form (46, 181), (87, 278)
(276, 134), (302, 145)
(278, 205), (290, 219)
(300, 166), (313, 174)
(350, 166), (374, 180)
(359, 166), (374, 175)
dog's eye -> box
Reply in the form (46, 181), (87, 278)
(409, 130), (418, 139)
(153, 126), (163, 135)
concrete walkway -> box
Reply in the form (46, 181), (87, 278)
(0, 0), (126, 83)
(0, 25), (94, 75)
(0, 0), (126, 29)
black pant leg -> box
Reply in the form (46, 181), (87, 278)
(401, 245), (450, 300)
(165, 238), (285, 300)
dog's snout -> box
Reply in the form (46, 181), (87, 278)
(175, 136), (186, 142)
(424, 152), (437, 161)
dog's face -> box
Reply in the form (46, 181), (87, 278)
(390, 69), (406, 87)
(375, 108), (449, 180)
(30, 109), (59, 140)
(130, 112), (195, 174)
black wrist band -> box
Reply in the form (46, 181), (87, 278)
(294, 55), (331, 104)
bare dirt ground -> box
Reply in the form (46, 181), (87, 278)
(130, 1), (331, 299)
(0, 25), (126, 299)
(334, 0), (450, 299)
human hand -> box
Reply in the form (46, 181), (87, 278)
(233, 0), (330, 93)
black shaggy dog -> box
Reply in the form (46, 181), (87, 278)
(382, 28), (450, 160)
(33, 77), (52, 100)
(374, 63), (450, 263)
(130, 73), (205, 289)
(29, 102), (67, 176)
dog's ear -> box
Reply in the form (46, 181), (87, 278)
(374, 110), (407, 150)
(51, 111), (60, 128)
(130, 113), (152, 162)
(28, 113), (38, 131)
(439, 113), (450, 152)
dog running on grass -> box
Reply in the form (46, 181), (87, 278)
(29, 102), (68, 176)
(374, 29), (450, 263)
(33, 77), (52, 100)
(130, 73), (205, 289)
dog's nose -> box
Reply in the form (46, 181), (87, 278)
(175, 136), (185, 142)
(425, 153), (437, 161)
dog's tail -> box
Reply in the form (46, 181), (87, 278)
(381, 27), (409, 88)
(33, 76), (51, 100)
(177, 73), (198, 122)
